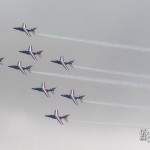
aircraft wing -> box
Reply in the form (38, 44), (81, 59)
(61, 94), (78, 105)
(75, 95), (85, 100)
(27, 27), (37, 34)
(47, 87), (56, 94)
(60, 114), (70, 122)
(45, 115), (55, 119)
(8, 65), (26, 74)
(34, 50), (43, 55)
(61, 94), (72, 99)
(8, 65), (19, 70)
(13, 27), (24, 32)
(51, 60), (62, 65)
(51, 60), (69, 70)
(19, 50), (30, 55)
(32, 88), (43, 92)
(65, 60), (74, 66)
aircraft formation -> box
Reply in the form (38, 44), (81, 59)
(4, 23), (86, 125)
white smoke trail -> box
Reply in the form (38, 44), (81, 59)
(38, 33), (150, 53)
(70, 119), (149, 129)
(75, 65), (150, 80)
(85, 100), (150, 110)
(31, 70), (150, 89)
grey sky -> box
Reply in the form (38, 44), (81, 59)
(0, 0), (150, 149)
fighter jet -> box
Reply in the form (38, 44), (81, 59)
(13, 23), (37, 37)
(51, 56), (74, 70)
(32, 82), (56, 97)
(0, 57), (4, 64)
(61, 89), (85, 105)
(19, 45), (43, 60)
(8, 61), (32, 74)
(45, 109), (70, 125)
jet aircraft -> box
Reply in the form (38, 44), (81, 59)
(8, 61), (32, 74)
(45, 109), (70, 125)
(32, 82), (56, 97)
(19, 45), (43, 60)
(51, 56), (74, 70)
(13, 23), (37, 37)
(61, 89), (85, 105)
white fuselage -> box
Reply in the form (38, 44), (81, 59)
(70, 90), (78, 104)
(55, 109), (63, 124)
(28, 46), (36, 60)
(60, 57), (68, 70)
(42, 82), (49, 97)
(22, 24), (31, 36)
(18, 61), (25, 73)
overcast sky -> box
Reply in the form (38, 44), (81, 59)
(0, 0), (150, 149)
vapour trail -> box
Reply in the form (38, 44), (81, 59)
(32, 70), (150, 89)
(70, 119), (149, 129)
(85, 100), (150, 111)
(75, 65), (150, 80)
(38, 33), (150, 53)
